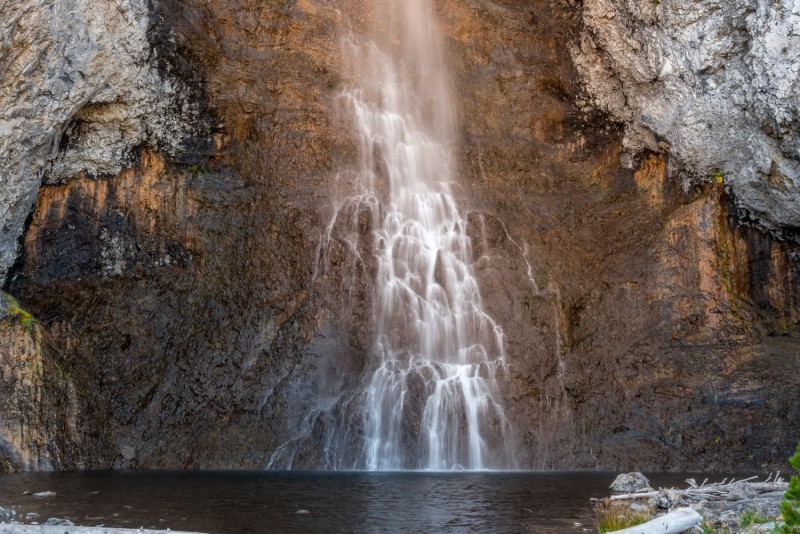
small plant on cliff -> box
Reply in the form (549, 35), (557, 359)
(2, 292), (36, 332)
(712, 170), (725, 184)
(595, 500), (652, 533)
(779, 442), (800, 533)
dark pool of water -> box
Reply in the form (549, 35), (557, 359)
(0, 471), (719, 533)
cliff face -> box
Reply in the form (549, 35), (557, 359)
(4, 0), (355, 470)
(442, 0), (800, 469)
(573, 0), (800, 236)
(0, 293), (106, 471)
(0, 0), (211, 285)
(1, 0), (798, 472)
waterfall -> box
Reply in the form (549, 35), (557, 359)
(317, 0), (514, 471)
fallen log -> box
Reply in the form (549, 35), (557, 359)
(744, 482), (789, 492)
(607, 507), (702, 534)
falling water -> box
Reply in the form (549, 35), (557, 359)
(320, 0), (513, 470)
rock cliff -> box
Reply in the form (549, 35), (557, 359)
(573, 0), (800, 236)
(0, 293), (106, 471)
(0, 0), (211, 285)
(0, 0), (798, 472)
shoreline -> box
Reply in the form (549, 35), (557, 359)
(0, 527), (206, 534)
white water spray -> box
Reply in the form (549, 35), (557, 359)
(323, 0), (515, 471)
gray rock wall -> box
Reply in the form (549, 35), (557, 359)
(0, 0), (205, 285)
(572, 0), (800, 236)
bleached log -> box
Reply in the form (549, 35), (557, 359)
(607, 507), (702, 534)
(746, 482), (789, 492)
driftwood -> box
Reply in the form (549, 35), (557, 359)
(608, 507), (702, 534)
(600, 475), (789, 505)
(595, 474), (790, 533)
(608, 491), (659, 501)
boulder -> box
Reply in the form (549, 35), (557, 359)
(610, 472), (653, 493)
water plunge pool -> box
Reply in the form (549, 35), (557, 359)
(0, 471), (720, 533)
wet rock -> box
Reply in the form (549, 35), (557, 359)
(0, 507), (16, 521)
(400, 370), (430, 466)
(45, 518), (75, 526)
(0, 316), (88, 472)
(610, 472), (653, 493)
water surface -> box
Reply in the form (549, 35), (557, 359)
(0, 471), (717, 533)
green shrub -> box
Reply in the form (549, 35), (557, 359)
(780, 442), (800, 533)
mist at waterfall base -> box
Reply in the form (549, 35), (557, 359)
(0, 471), (723, 533)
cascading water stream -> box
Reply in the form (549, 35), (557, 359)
(322, 0), (514, 470)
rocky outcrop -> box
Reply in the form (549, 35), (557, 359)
(0, 0), (211, 285)
(572, 0), (800, 237)
(0, 293), (104, 471)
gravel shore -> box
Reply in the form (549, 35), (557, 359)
(0, 527), (206, 534)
